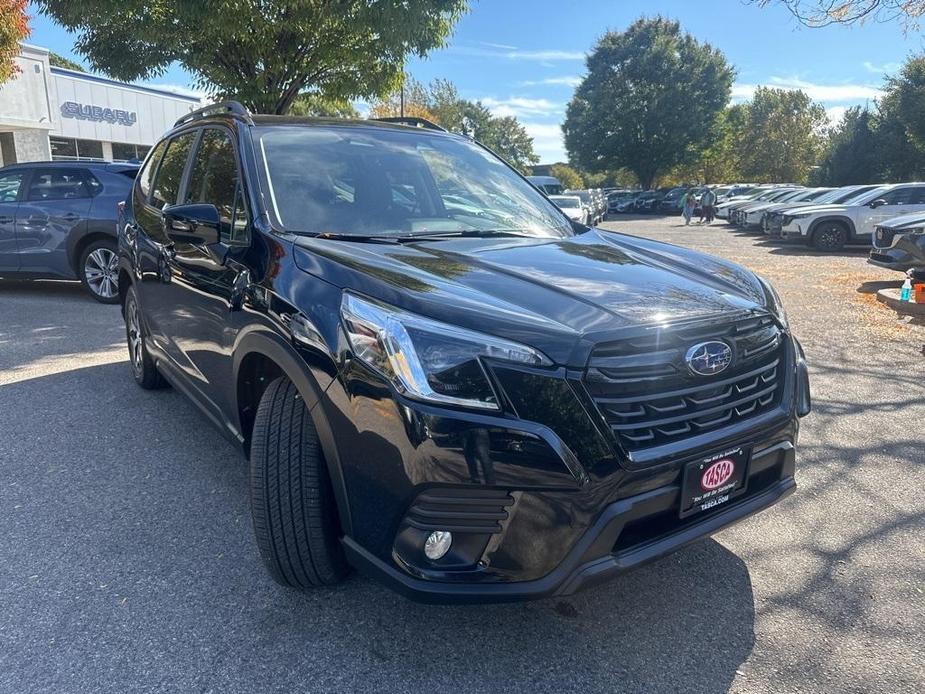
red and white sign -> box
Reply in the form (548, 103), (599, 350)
(701, 459), (735, 490)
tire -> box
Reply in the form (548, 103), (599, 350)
(78, 237), (120, 304)
(811, 221), (849, 251)
(249, 377), (349, 590)
(124, 285), (167, 389)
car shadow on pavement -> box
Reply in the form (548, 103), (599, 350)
(0, 280), (124, 380)
(0, 360), (757, 694)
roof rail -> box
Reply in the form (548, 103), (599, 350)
(370, 116), (446, 132)
(174, 101), (253, 127)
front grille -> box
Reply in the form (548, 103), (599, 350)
(873, 226), (898, 249)
(584, 315), (786, 452)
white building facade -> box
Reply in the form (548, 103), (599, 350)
(0, 44), (200, 167)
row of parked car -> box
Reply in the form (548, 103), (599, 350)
(713, 183), (925, 273)
(539, 177), (925, 277)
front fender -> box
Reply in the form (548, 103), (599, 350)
(808, 215), (857, 239)
(232, 327), (352, 535)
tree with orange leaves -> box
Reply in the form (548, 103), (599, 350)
(0, 0), (29, 83)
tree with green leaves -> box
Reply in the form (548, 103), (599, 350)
(814, 107), (882, 185)
(289, 94), (359, 119)
(873, 56), (925, 181)
(368, 76), (539, 172)
(0, 0), (29, 84)
(35, 0), (467, 114)
(563, 17), (734, 189)
(547, 164), (583, 189)
(48, 51), (84, 72)
(737, 87), (827, 183)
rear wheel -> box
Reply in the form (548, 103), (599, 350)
(811, 222), (849, 251)
(124, 285), (166, 389)
(79, 238), (120, 304)
(249, 377), (349, 590)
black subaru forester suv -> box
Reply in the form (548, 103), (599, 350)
(118, 102), (811, 602)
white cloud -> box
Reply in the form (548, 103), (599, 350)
(450, 46), (584, 62)
(146, 83), (208, 102)
(863, 60), (901, 74)
(522, 122), (566, 163)
(518, 76), (583, 88)
(826, 105), (849, 124)
(478, 41), (519, 51)
(732, 77), (882, 103)
(480, 96), (562, 119)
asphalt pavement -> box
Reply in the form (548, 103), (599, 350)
(0, 219), (923, 693)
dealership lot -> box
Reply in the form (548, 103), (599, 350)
(0, 217), (922, 694)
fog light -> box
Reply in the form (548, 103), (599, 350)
(424, 530), (452, 560)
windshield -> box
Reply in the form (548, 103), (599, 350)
(812, 188), (851, 204)
(256, 126), (573, 238)
(550, 196), (580, 208)
(846, 186), (891, 205)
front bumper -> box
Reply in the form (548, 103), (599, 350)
(344, 440), (796, 603)
(868, 247), (919, 272)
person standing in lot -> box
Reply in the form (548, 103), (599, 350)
(700, 186), (716, 224)
(681, 189), (696, 225)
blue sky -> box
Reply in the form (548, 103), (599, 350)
(26, 0), (924, 162)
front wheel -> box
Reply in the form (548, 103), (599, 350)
(249, 377), (350, 590)
(811, 222), (848, 251)
(79, 238), (120, 304)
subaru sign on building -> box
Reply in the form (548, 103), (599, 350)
(0, 43), (200, 166)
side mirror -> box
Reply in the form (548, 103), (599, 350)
(163, 203), (221, 245)
(869, 198), (887, 209)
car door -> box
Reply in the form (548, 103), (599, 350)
(0, 169), (25, 271)
(131, 130), (198, 366)
(15, 167), (95, 277)
(856, 186), (925, 239)
(147, 126), (254, 423)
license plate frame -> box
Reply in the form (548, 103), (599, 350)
(679, 445), (751, 519)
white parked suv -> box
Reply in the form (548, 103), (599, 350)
(780, 183), (925, 251)
(548, 195), (589, 225)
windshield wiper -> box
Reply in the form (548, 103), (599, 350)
(394, 230), (537, 242)
(309, 232), (400, 244)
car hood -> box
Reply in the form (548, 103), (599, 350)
(879, 212), (925, 230)
(764, 201), (820, 215)
(291, 229), (771, 366)
(784, 202), (856, 217)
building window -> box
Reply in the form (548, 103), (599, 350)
(50, 136), (78, 159)
(112, 142), (150, 162)
(50, 136), (105, 161)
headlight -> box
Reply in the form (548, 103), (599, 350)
(908, 226), (925, 235)
(756, 276), (788, 328)
(790, 212), (811, 219)
(341, 294), (551, 410)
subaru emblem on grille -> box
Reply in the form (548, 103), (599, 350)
(685, 341), (733, 376)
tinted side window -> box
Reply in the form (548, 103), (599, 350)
(137, 141), (166, 201)
(881, 188), (914, 205)
(151, 132), (196, 210)
(184, 128), (248, 244)
(0, 171), (24, 203)
(26, 170), (92, 201)
(905, 186), (925, 205)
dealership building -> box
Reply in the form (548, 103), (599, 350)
(0, 44), (200, 167)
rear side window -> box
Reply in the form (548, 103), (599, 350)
(0, 171), (24, 203)
(26, 169), (93, 201)
(184, 128), (248, 244)
(905, 186), (925, 205)
(151, 132), (196, 210)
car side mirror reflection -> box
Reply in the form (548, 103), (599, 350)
(869, 199), (887, 209)
(163, 203), (221, 245)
